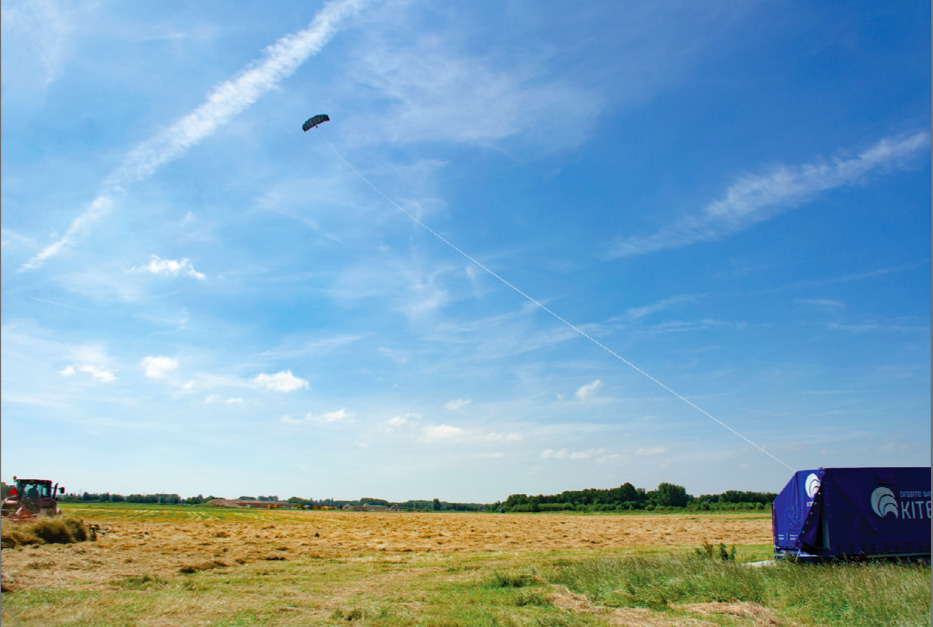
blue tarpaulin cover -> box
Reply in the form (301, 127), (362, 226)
(773, 467), (931, 560)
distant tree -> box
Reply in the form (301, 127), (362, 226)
(504, 494), (529, 509)
(647, 483), (690, 508)
(617, 482), (641, 503)
(398, 500), (433, 511)
(1, 481), (9, 500)
(432, 498), (441, 511)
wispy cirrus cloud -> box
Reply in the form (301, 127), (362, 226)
(20, 0), (367, 271)
(635, 446), (666, 456)
(444, 398), (472, 410)
(622, 295), (698, 322)
(797, 299), (846, 310)
(605, 130), (930, 259)
(574, 379), (602, 401)
(348, 35), (605, 151)
(541, 448), (606, 461)
(0, 0), (77, 87)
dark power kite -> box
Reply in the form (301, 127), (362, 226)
(302, 114), (330, 132)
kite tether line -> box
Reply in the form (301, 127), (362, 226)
(319, 132), (793, 471)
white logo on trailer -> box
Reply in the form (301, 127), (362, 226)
(805, 473), (820, 499)
(870, 487), (898, 518)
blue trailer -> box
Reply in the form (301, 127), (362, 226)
(773, 467), (930, 562)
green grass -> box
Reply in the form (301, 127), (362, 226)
(546, 552), (932, 626)
(60, 502), (273, 523)
(4, 548), (928, 625)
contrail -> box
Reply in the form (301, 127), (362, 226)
(321, 132), (794, 471)
(21, 0), (369, 271)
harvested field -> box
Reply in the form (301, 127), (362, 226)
(7, 505), (925, 626)
(1, 509), (771, 592)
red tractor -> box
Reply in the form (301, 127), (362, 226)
(2, 476), (65, 521)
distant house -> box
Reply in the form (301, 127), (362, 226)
(341, 503), (399, 512)
(206, 498), (247, 508)
(238, 500), (297, 509)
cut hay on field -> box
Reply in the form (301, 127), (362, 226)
(1, 518), (95, 550)
(0, 511), (770, 593)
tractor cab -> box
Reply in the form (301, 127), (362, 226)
(2, 476), (65, 517)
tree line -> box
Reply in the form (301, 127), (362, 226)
(492, 483), (777, 513)
(57, 492), (210, 505)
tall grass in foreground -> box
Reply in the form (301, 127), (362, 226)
(546, 553), (931, 626)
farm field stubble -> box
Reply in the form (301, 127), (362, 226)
(1, 504), (928, 626)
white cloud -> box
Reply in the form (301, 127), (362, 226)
(253, 370), (309, 392)
(606, 130), (931, 258)
(541, 448), (606, 461)
(205, 395), (244, 404)
(575, 379), (602, 401)
(60, 364), (116, 383)
(281, 408), (353, 425)
(798, 299), (845, 310)
(315, 408), (351, 423)
(415, 423), (520, 445)
(141, 355), (178, 378)
(419, 424), (466, 442)
(135, 256), (206, 280)
(623, 295), (697, 321)
(444, 398), (472, 410)
(635, 446), (667, 456)
(485, 432), (522, 442)
(385, 413), (420, 428)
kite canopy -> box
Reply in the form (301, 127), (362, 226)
(302, 114), (330, 131)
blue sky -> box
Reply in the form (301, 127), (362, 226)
(2, 0), (929, 503)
